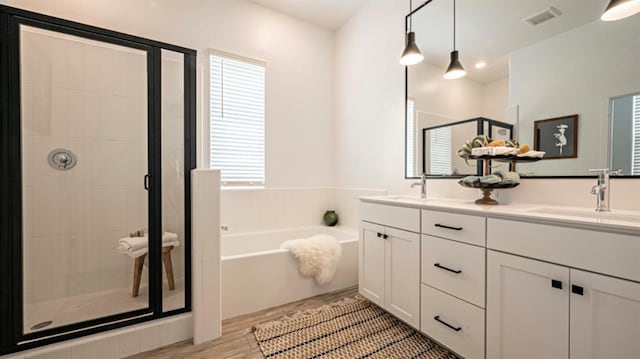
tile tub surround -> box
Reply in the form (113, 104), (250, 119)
(220, 187), (386, 234)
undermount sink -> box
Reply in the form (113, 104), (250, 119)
(380, 195), (425, 203)
(525, 207), (640, 222)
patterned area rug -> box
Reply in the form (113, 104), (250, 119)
(252, 296), (457, 359)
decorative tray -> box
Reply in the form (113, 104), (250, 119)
(461, 154), (542, 162)
(458, 181), (520, 189)
(493, 156), (542, 163)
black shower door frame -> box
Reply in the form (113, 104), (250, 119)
(0, 5), (196, 354)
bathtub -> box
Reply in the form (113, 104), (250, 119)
(221, 226), (358, 320)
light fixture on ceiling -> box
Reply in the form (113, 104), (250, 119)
(475, 62), (486, 69)
(601, 0), (640, 21)
(444, 0), (466, 79)
(400, 0), (424, 66)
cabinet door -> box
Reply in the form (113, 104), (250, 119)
(385, 226), (420, 329)
(570, 269), (640, 359)
(487, 251), (569, 359)
(359, 222), (386, 307)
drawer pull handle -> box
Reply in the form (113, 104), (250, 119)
(382, 234), (389, 239)
(434, 224), (463, 231)
(434, 263), (462, 274)
(572, 285), (584, 296)
(551, 279), (563, 290)
(377, 232), (382, 238)
(434, 315), (462, 332)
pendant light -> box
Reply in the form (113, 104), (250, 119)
(601, 0), (640, 21)
(444, 0), (466, 79)
(400, 0), (424, 66)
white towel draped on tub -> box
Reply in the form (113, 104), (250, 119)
(117, 232), (179, 258)
(281, 234), (342, 285)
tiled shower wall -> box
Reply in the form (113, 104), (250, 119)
(21, 27), (185, 305)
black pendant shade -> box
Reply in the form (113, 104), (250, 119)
(444, 0), (466, 79)
(601, 0), (640, 21)
(400, 32), (424, 66)
(443, 50), (466, 79)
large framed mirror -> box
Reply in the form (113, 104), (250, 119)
(405, 0), (640, 178)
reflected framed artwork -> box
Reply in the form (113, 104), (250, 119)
(534, 115), (578, 159)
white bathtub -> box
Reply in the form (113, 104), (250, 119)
(221, 226), (358, 319)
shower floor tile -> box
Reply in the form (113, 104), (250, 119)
(24, 281), (185, 334)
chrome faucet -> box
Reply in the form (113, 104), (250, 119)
(411, 173), (427, 199)
(589, 169), (621, 212)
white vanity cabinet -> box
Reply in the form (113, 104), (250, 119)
(487, 218), (640, 359)
(570, 269), (640, 359)
(487, 251), (570, 359)
(359, 198), (640, 359)
(420, 210), (486, 359)
(359, 202), (421, 329)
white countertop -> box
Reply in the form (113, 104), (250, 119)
(359, 195), (640, 236)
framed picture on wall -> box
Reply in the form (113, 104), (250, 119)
(534, 114), (578, 159)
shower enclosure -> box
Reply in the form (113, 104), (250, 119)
(0, 5), (196, 354)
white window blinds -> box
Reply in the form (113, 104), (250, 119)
(632, 95), (640, 175)
(210, 52), (265, 185)
(429, 126), (452, 175)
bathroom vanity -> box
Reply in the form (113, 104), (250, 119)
(358, 196), (640, 359)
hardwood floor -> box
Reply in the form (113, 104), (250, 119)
(128, 286), (359, 359)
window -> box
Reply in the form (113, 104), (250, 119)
(633, 95), (640, 175)
(210, 51), (265, 185)
(429, 126), (452, 175)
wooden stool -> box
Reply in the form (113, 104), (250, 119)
(132, 246), (176, 297)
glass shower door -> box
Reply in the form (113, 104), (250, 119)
(20, 24), (152, 334)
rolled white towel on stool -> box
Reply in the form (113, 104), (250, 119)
(117, 232), (179, 258)
(123, 240), (180, 259)
(117, 236), (148, 253)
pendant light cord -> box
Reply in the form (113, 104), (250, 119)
(453, 0), (456, 50)
(409, 0), (413, 32)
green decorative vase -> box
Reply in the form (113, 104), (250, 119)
(323, 210), (339, 227)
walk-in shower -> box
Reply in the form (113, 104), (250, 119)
(0, 5), (196, 354)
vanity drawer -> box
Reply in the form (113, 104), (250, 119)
(360, 201), (420, 232)
(421, 284), (485, 359)
(421, 235), (485, 308)
(422, 210), (485, 246)
(488, 218), (640, 282)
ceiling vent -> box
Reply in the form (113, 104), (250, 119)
(524, 6), (562, 26)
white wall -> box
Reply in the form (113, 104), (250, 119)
(3, 0), (335, 187)
(510, 16), (640, 176)
(334, 0), (407, 193)
(409, 61), (485, 122)
(483, 77), (509, 122)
